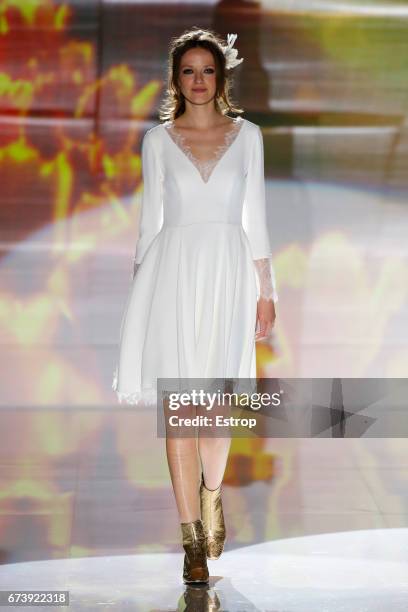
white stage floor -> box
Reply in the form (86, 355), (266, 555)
(0, 528), (407, 611)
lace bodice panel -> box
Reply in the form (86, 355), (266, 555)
(163, 117), (243, 183)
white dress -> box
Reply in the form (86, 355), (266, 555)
(112, 116), (278, 406)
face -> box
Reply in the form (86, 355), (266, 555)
(177, 47), (218, 106)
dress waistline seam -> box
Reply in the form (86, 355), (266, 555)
(162, 222), (242, 228)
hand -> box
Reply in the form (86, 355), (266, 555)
(255, 297), (276, 341)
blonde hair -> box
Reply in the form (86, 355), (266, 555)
(158, 26), (244, 122)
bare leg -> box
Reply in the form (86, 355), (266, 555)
(197, 435), (231, 490)
(198, 398), (232, 490)
(164, 399), (201, 523)
(165, 436), (201, 522)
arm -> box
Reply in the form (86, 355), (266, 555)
(242, 125), (278, 304)
(254, 258), (278, 301)
(132, 128), (163, 279)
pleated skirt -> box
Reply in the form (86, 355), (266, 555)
(112, 222), (258, 406)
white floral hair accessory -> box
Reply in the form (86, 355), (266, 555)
(222, 33), (244, 70)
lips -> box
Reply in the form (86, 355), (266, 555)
(192, 89), (206, 92)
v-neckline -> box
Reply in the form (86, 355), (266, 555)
(162, 116), (244, 184)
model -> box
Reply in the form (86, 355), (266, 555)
(112, 27), (278, 584)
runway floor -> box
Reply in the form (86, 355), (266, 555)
(0, 527), (407, 611)
(0, 436), (407, 611)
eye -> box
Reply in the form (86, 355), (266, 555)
(181, 68), (215, 75)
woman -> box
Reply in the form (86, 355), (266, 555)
(112, 27), (278, 584)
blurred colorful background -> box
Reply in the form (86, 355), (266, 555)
(0, 0), (407, 570)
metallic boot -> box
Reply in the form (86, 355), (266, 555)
(180, 519), (209, 584)
(199, 473), (226, 560)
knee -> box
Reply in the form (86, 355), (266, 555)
(166, 436), (197, 454)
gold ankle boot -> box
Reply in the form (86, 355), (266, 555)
(199, 473), (226, 560)
(180, 518), (209, 584)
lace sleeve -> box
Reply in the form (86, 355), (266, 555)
(254, 257), (278, 302)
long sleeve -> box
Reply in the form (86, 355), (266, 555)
(242, 125), (278, 302)
(133, 128), (164, 275)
